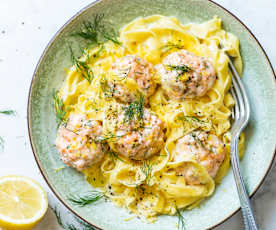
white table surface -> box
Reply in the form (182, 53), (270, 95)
(0, 0), (275, 229)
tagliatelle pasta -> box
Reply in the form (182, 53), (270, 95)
(56, 15), (244, 221)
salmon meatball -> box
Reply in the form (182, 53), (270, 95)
(108, 55), (156, 103)
(173, 131), (225, 184)
(156, 50), (216, 99)
(56, 114), (105, 171)
(105, 103), (165, 160)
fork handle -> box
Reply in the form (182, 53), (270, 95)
(231, 136), (259, 230)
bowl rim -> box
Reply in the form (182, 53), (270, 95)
(27, 0), (276, 229)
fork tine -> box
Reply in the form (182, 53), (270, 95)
(231, 73), (245, 119)
(231, 87), (240, 121)
(228, 59), (250, 124)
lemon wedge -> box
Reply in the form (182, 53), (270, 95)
(0, 176), (48, 230)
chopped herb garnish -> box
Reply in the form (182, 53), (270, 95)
(177, 116), (211, 127)
(115, 67), (131, 81)
(100, 76), (115, 98)
(53, 91), (68, 126)
(55, 166), (66, 172)
(191, 132), (204, 148)
(167, 64), (192, 78)
(67, 191), (105, 207)
(0, 110), (16, 116)
(141, 160), (154, 185)
(176, 208), (186, 230)
(95, 131), (125, 143)
(203, 61), (209, 69)
(123, 95), (144, 123)
(70, 46), (94, 83)
(94, 44), (105, 58)
(106, 150), (124, 162)
(161, 42), (184, 53)
(177, 116), (212, 135)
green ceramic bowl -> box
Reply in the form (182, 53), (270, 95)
(28, 0), (276, 229)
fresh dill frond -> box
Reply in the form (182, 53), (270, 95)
(177, 116), (211, 128)
(100, 76), (115, 98)
(123, 95), (144, 123)
(176, 208), (186, 230)
(73, 14), (120, 45)
(177, 116), (202, 123)
(70, 46), (94, 83)
(67, 191), (105, 207)
(141, 160), (154, 185)
(101, 26), (121, 45)
(73, 14), (104, 43)
(95, 131), (125, 143)
(167, 64), (192, 77)
(106, 150), (124, 162)
(53, 91), (68, 126)
(191, 132), (204, 148)
(0, 136), (4, 152)
(114, 67), (131, 81)
(67, 224), (78, 230)
(53, 206), (96, 230)
(94, 44), (105, 58)
(177, 115), (212, 135)
(53, 207), (66, 229)
(0, 110), (16, 116)
(55, 166), (66, 172)
(161, 42), (184, 53)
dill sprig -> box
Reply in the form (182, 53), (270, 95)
(141, 160), (154, 185)
(55, 166), (66, 172)
(177, 115), (211, 128)
(123, 95), (144, 123)
(178, 116), (203, 123)
(100, 76), (115, 98)
(101, 26), (121, 45)
(73, 13), (120, 45)
(0, 136), (4, 152)
(95, 131), (125, 143)
(53, 91), (68, 126)
(167, 64), (192, 77)
(176, 208), (186, 230)
(191, 132), (204, 148)
(114, 67), (131, 81)
(73, 14), (104, 43)
(106, 150), (124, 162)
(67, 191), (105, 207)
(67, 224), (78, 230)
(94, 44), (105, 58)
(53, 207), (96, 230)
(70, 46), (94, 83)
(53, 208), (66, 229)
(0, 110), (16, 116)
(161, 42), (184, 53)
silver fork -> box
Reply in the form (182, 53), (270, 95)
(229, 58), (259, 230)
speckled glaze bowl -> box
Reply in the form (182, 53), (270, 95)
(28, 0), (276, 229)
